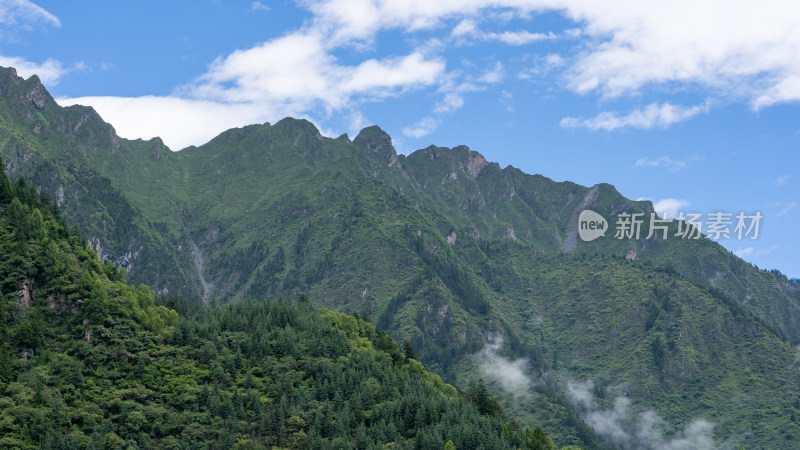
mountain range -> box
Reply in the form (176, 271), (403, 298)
(2, 65), (800, 448)
(0, 163), (563, 448)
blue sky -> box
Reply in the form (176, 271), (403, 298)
(2, 0), (799, 278)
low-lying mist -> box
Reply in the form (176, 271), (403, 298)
(567, 380), (716, 450)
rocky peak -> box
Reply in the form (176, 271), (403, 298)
(274, 117), (323, 142)
(0, 66), (22, 93)
(0, 67), (54, 111)
(25, 75), (51, 111)
(410, 144), (489, 179)
(353, 125), (400, 169)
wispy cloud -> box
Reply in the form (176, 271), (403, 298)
(0, 0), (60, 28)
(778, 202), (798, 217)
(487, 30), (555, 45)
(768, 201), (799, 218)
(452, 19), (555, 45)
(632, 155), (704, 172)
(561, 102), (710, 131)
(476, 61), (505, 84)
(403, 61), (505, 138)
(250, 1), (270, 12)
(403, 116), (439, 138)
(567, 380), (715, 449)
(775, 174), (792, 187)
(477, 335), (531, 396)
(735, 245), (778, 258)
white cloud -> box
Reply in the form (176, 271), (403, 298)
(56, 96), (277, 150)
(637, 197), (690, 219)
(0, 55), (63, 85)
(402, 116), (439, 138)
(559, 1), (800, 107)
(434, 92), (464, 113)
(302, 1), (800, 103)
(545, 53), (565, 68)
(451, 19), (477, 37)
(775, 174), (792, 187)
(62, 29), (444, 149)
(250, 1), (270, 12)
(450, 18), (554, 45)
(186, 31), (444, 108)
(0, 0), (60, 28)
(312, 0), (800, 108)
(561, 101), (710, 131)
(52, 1), (800, 147)
(485, 30), (554, 45)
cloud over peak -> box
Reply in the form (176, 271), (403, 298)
(50, 0), (800, 148)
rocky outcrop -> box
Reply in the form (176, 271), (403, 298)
(17, 279), (34, 311)
(464, 151), (487, 178)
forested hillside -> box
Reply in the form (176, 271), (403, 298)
(0, 163), (568, 448)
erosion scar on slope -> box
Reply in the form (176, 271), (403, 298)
(177, 212), (213, 305)
(189, 237), (213, 306)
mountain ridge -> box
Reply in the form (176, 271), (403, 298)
(3, 65), (800, 447)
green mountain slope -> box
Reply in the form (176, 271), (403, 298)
(2, 65), (800, 447)
(0, 164), (559, 449)
(0, 67), (199, 299)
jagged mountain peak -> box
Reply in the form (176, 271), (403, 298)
(408, 144), (493, 178)
(353, 124), (401, 170)
(354, 124), (394, 153)
(0, 66), (56, 118)
(273, 116), (323, 141)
